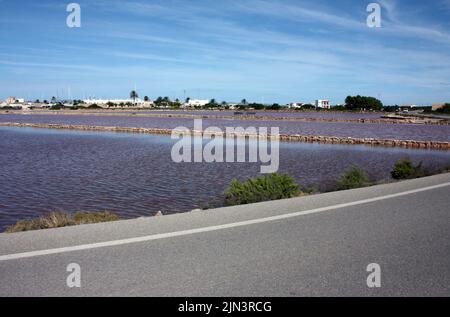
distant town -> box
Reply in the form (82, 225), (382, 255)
(1, 92), (449, 114)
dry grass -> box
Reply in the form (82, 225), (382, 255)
(72, 212), (121, 224)
(5, 211), (121, 233)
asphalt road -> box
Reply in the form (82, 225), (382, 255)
(0, 173), (449, 297)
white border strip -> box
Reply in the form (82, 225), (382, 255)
(1, 182), (449, 262)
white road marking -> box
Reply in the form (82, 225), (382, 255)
(1, 182), (450, 262)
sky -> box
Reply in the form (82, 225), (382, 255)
(0, 0), (449, 105)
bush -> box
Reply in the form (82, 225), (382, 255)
(50, 104), (62, 110)
(338, 167), (371, 190)
(5, 211), (121, 233)
(345, 95), (383, 111)
(224, 173), (300, 206)
(391, 159), (425, 180)
(73, 212), (121, 224)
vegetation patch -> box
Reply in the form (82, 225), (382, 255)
(5, 211), (121, 233)
(391, 159), (425, 180)
(345, 95), (383, 111)
(338, 167), (372, 190)
(224, 173), (300, 206)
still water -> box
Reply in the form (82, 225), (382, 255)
(1, 114), (450, 142)
(0, 127), (449, 232)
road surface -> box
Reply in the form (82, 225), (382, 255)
(0, 173), (449, 297)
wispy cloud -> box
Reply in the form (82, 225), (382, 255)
(379, 0), (450, 43)
(441, 0), (450, 10)
(234, 0), (365, 29)
(246, 0), (450, 44)
(0, 0), (449, 104)
(0, 60), (104, 72)
(107, 51), (211, 65)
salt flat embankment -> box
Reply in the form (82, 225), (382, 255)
(1, 122), (449, 150)
(1, 110), (448, 125)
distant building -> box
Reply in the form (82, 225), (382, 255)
(185, 99), (210, 108)
(84, 99), (134, 105)
(432, 103), (445, 111)
(143, 100), (154, 108)
(288, 102), (305, 109)
(5, 97), (26, 108)
(6, 96), (18, 104)
(315, 100), (331, 109)
(82, 99), (152, 108)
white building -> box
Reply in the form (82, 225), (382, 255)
(6, 96), (25, 105)
(185, 99), (210, 108)
(315, 100), (331, 109)
(84, 99), (134, 105)
(288, 102), (305, 109)
(83, 99), (153, 108)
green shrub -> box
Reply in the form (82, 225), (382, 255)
(5, 211), (121, 233)
(50, 104), (62, 110)
(391, 159), (425, 180)
(224, 173), (300, 206)
(338, 167), (371, 190)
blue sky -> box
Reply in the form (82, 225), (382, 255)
(0, 0), (449, 105)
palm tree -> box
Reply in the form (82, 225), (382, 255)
(130, 90), (139, 105)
